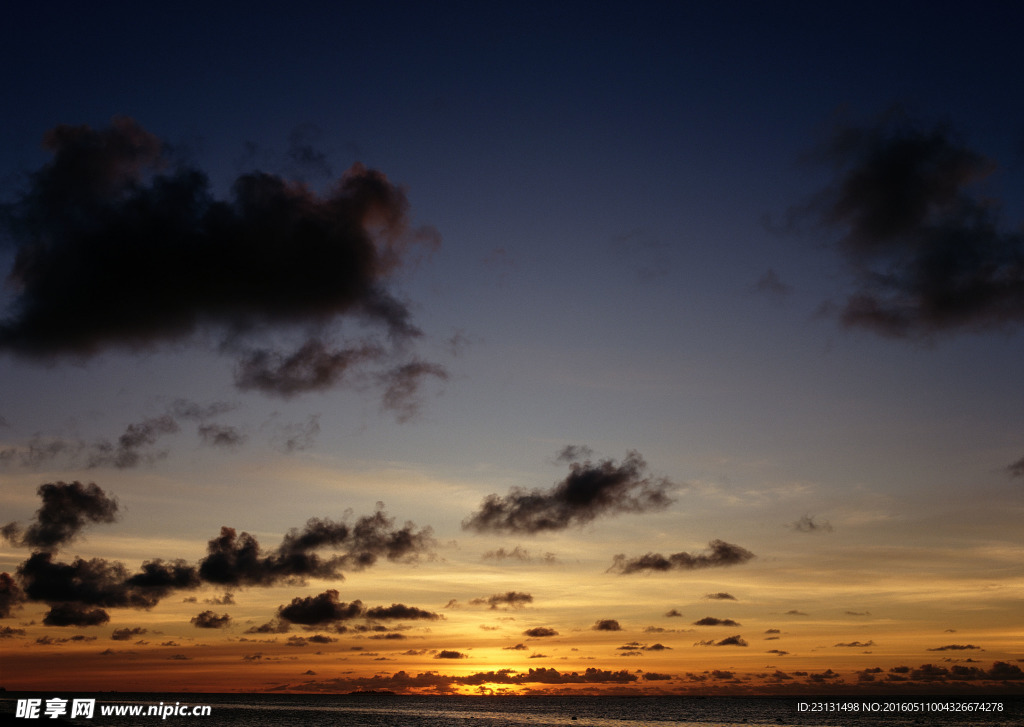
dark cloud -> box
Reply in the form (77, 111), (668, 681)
(168, 398), (236, 421)
(704, 592), (737, 601)
(124, 558), (201, 596)
(235, 339), (383, 397)
(17, 551), (183, 619)
(1, 625), (26, 638)
(1008, 455), (1024, 478)
(695, 636), (748, 648)
(555, 444), (594, 463)
(0, 402), (240, 469)
(798, 108), (1024, 338)
(693, 617), (741, 627)
(435, 650), (468, 659)
(3, 481), (118, 550)
(469, 592), (533, 610)
(789, 515), (833, 533)
(87, 415), (179, 468)
(523, 627), (558, 638)
(927, 643), (982, 651)
(364, 603), (442, 621)
(481, 546), (557, 564)
(608, 540), (754, 574)
(664, 609), (683, 617)
(642, 672), (674, 681)
(784, 610), (808, 616)
(246, 619), (291, 634)
(503, 643), (528, 651)
(43, 602), (110, 627)
(592, 619), (622, 631)
(368, 632), (406, 640)
(0, 571), (27, 617)
(463, 450), (674, 534)
(0, 118), (442, 406)
(111, 627), (147, 641)
(191, 610), (231, 629)
(377, 359), (449, 423)
(277, 591), (439, 626)
(205, 591), (236, 605)
(6, 485), (431, 631)
(0, 435), (85, 468)
(835, 640), (875, 648)
(198, 507), (433, 586)
(197, 424), (246, 448)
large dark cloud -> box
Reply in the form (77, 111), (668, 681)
(16, 551), (188, 623)
(800, 109), (1024, 337)
(608, 540), (754, 574)
(278, 591), (362, 625)
(463, 450), (674, 534)
(3, 481), (118, 550)
(42, 603), (110, 627)
(0, 118), (444, 409)
(198, 508), (433, 586)
(5, 483), (432, 629)
(275, 590), (439, 626)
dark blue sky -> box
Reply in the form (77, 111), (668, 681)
(1, 1), (1023, 694)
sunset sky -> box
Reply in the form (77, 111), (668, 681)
(1, 2), (1023, 696)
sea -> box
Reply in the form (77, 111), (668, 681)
(1, 693), (1021, 727)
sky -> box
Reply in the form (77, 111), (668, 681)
(1, 1), (1023, 696)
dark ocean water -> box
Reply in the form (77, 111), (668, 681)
(1, 693), (1021, 727)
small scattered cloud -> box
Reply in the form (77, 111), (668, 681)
(592, 619), (622, 631)
(197, 424), (246, 448)
(609, 540), (754, 574)
(704, 593), (737, 601)
(1008, 455), (1024, 478)
(789, 515), (833, 533)
(523, 627), (558, 638)
(927, 644), (983, 651)
(694, 635), (748, 647)
(435, 650), (468, 659)
(111, 627), (147, 641)
(693, 617), (741, 627)
(191, 610), (231, 629)
(469, 592), (533, 610)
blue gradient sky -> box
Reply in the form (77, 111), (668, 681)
(1, 2), (1022, 694)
